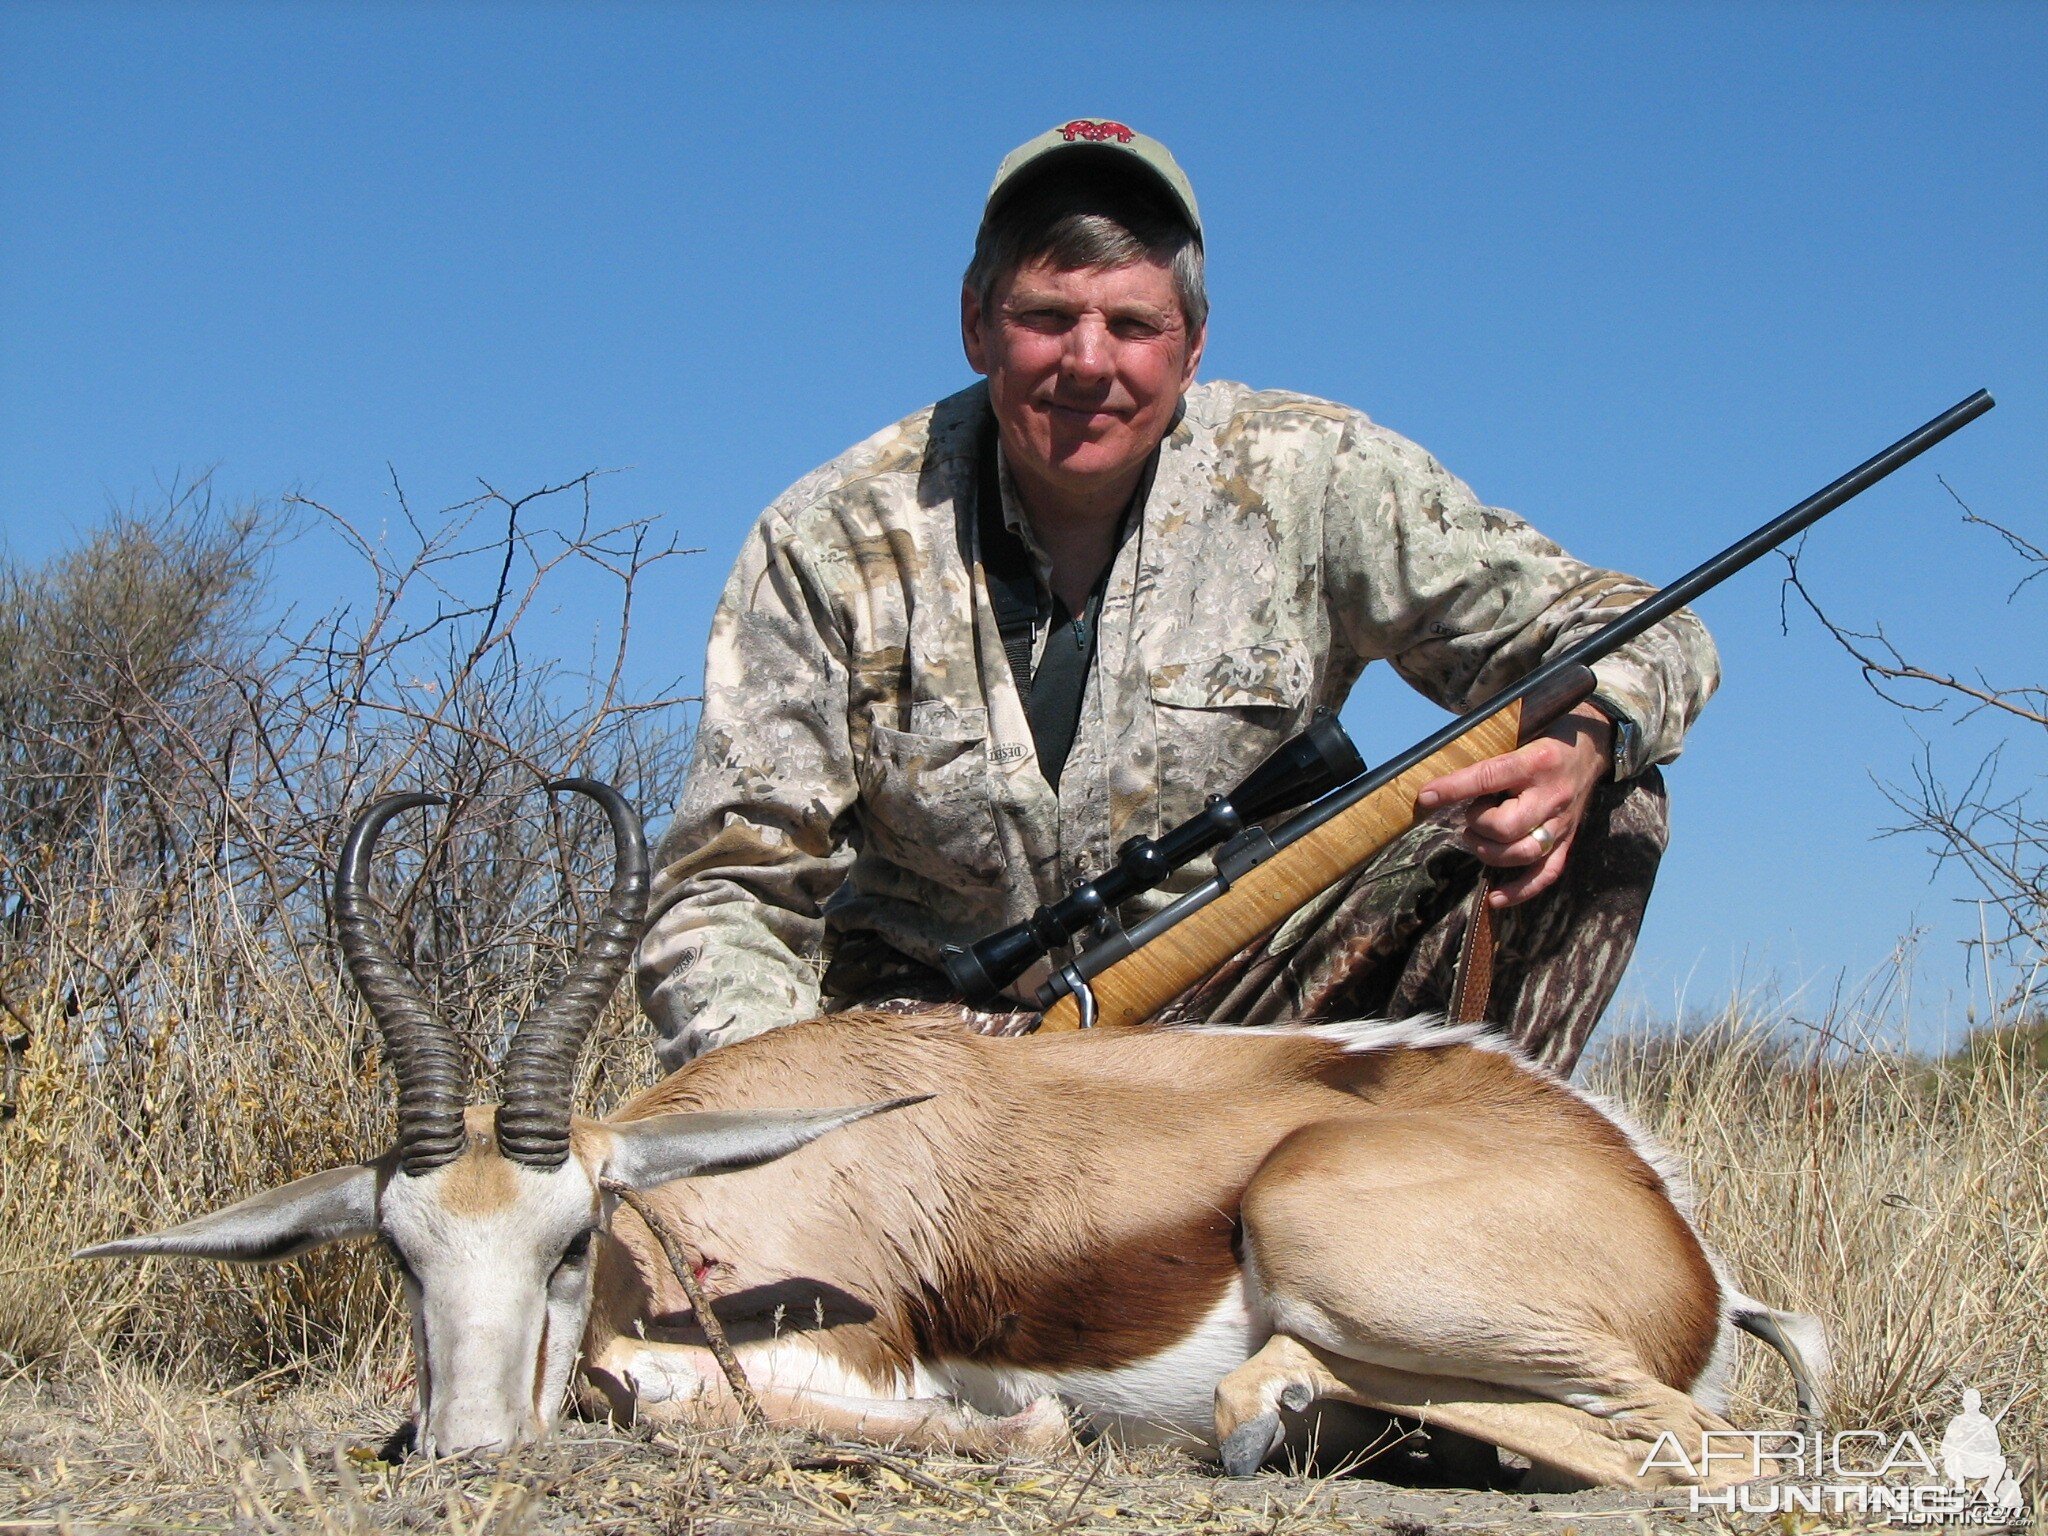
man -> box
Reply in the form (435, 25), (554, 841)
(635, 120), (1716, 1076)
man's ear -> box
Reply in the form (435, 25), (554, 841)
(962, 283), (991, 376)
(603, 1095), (933, 1192)
(76, 1163), (380, 1265)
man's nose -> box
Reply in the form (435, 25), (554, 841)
(1060, 318), (1113, 383)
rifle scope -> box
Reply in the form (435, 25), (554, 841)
(941, 713), (1363, 1007)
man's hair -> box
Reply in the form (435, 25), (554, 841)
(965, 160), (1207, 335)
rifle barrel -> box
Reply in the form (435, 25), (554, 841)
(1288, 389), (1994, 843)
(1550, 388), (1996, 681)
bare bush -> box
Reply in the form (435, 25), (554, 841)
(1782, 480), (2046, 1013)
(0, 481), (267, 1015)
(0, 471), (692, 1379)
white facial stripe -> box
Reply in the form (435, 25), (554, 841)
(380, 1154), (600, 1457)
(537, 1252), (592, 1431)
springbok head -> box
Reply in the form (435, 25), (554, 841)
(80, 780), (912, 1457)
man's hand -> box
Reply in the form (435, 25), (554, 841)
(1414, 703), (1613, 909)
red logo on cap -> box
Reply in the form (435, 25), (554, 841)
(1060, 119), (1135, 145)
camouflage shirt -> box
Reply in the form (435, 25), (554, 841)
(635, 380), (1718, 1067)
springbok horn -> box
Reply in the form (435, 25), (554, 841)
(496, 779), (649, 1169)
(334, 792), (471, 1176)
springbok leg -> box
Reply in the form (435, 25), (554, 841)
(1215, 1334), (1759, 1490)
(584, 1336), (1071, 1457)
(745, 1385), (1071, 1457)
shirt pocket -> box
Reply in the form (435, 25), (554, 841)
(1148, 641), (1315, 831)
(1150, 641), (1313, 712)
(855, 722), (1005, 887)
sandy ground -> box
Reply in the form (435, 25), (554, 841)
(2, 1375), (1982, 1536)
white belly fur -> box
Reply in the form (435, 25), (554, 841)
(924, 1279), (1261, 1448)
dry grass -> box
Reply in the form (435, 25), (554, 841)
(0, 483), (684, 1385)
(0, 1366), (1741, 1535)
(0, 824), (664, 1392)
(26, 1363), (1993, 1536)
(1588, 1009), (2047, 1459)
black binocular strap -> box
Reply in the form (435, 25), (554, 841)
(976, 423), (1046, 698)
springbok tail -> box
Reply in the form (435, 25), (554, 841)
(1729, 1295), (1831, 1432)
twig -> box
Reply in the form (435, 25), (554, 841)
(601, 1181), (763, 1424)
(799, 1446), (999, 1515)
(1780, 544), (2048, 727)
(0, 981), (32, 1032)
(1048, 1447), (1107, 1530)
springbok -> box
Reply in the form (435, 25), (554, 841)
(83, 783), (1823, 1489)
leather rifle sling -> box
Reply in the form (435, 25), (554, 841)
(1449, 875), (1499, 1025)
(1449, 686), (1603, 1024)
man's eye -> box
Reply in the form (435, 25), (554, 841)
(1112, 319), (1163, 340)
(1012, 309), (1071, 331)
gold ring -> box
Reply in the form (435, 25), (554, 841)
(1529, 824), (1556, 854)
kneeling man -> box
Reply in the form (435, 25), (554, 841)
(636, 120), (1716, 1075)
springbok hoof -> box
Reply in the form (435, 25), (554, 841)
(996, 1395), (1074, 1457)
(1220, 1413), (1283, 1477)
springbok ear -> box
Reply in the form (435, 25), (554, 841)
(603, 1095), (932, 1192)
(75, 1163), (380, 1265)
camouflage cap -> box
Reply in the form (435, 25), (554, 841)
(985, 119), (1202, 242)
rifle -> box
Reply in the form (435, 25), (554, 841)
(943, 390), (1996, 1031)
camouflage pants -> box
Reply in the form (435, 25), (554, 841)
(826, 768), (1668, 1078)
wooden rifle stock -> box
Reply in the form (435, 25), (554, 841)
(1039, 667), (1597, 1030)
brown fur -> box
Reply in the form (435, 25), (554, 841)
(913, 1201), (1242, 1371)
(1307, 1043), (1721, 1384)
(436, 1106), (522, 1217)
(588, 1017), (1724, 1420)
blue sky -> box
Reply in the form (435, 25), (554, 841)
(3, 2), (2042, 1041)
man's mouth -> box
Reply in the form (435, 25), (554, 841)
(1044, 399), (1124, 423)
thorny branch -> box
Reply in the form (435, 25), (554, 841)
(602, 1182), (764, 1424)
(1779, 484), (2045, 1010)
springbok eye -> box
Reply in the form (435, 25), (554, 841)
(381, 1237), (420, 1288)
(556, 1230), (593, 1270)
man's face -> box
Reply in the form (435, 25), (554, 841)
(962, 255), (1204, 516)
